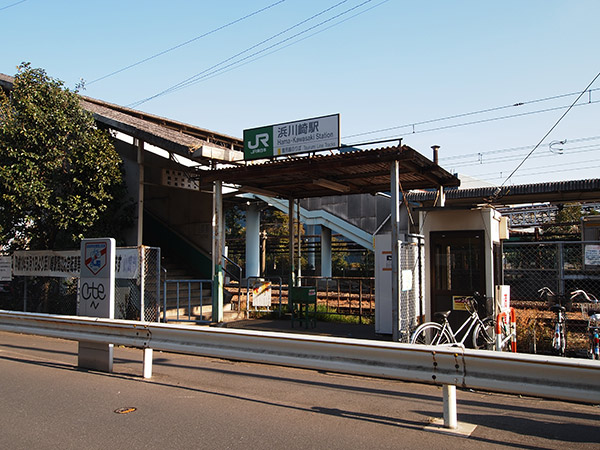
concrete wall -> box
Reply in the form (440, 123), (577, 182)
(116, 139), (213, 255)
(113, 139), (140, 246)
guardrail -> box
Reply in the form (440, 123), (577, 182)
(0, 310), (599, 430)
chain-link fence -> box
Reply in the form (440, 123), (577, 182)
(503, 241), (600, 356)
(400, 238), (424, 340)
(1, 246), (161, 322)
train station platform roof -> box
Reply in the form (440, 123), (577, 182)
(201, 145), (460, 199)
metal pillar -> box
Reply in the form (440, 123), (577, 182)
(246, 202), (261, 279)
(391, 161), (402, 342)
(212, 180), (224, 323)
(306, 224), (316, 271)
(136, 139), (144, 247)
(297, 199), (302, 285)
(320, 226), (332, 278)
(288, 198), (296, 289)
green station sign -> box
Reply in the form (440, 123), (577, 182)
(244, 114), (339, 161)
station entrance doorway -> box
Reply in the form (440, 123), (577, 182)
(430, 230), (486, 333)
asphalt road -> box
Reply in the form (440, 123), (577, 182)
(0, 330), (598, 449)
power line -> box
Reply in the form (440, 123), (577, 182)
(86, 0), (287, 85)
(462, 163), (600, 184)
(0, 0), (26, 12)
(173, 0), (390, 87)
(128, 0), (377, 108)
(454, 144), (600, 170)
(128, 0), (368, 107)
(498, 71), (600, 188)
(440, 135), (600, 162)
(342, 88), (600, 140)
(443, 137), (600, 168)
(343, 96), (600, 145)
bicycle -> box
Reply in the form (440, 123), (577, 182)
(572, 289), (600, 360)
(410, 292), (494, 350)
(538, 287), (576, 357)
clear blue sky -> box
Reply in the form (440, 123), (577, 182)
(2, 0), (599, 187)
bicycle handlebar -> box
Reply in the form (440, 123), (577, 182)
(570, 289), (598, 303)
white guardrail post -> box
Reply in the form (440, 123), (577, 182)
(1, 310), (600, 431)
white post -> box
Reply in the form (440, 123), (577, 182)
(143, 348), (153, 379)
(443, 384), (458, 429)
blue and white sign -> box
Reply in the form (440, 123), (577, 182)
(79, 238), (115, 319)
(585, 244), (600, 266)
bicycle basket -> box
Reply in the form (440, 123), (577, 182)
(546, 293), (572, 312)
(581, 302), (600, 317)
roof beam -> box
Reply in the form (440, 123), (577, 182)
(312, 178), (352, 193)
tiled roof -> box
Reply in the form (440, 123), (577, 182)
(0, 73), (243, 164)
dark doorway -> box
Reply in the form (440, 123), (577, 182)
(430, 230), (486, 335)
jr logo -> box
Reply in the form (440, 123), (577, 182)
(247, 133), (270, 150)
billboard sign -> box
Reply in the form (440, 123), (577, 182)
(244, 114), (339, 160)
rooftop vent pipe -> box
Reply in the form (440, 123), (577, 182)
(432, 145), (440, 165)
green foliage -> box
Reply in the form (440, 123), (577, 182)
(0, 63), (129, 249)
(331, 236), (350, 275)
(314, 304), (374, 324)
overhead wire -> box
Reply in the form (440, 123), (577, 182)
(344, 97), (600, 144)
(177, 0), (390, 86)
(463, 163), (600, 184)
(455, 150), (600, 175)
(342, 88), (600, 140)
(497, 70), (600, 189)
(86, 0), (288, 85)
(0, 0), (26, 11)
(128, 0), (377, 108)
(440, 135), (600, 162)
(448, 142), (600, 169)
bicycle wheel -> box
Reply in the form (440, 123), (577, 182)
(552, 322), (566, 357)
(411, 322), (452, 345)
(472, 317), (495, 350)
(593, 330), (600, 360)
(560, 324), (567, 356)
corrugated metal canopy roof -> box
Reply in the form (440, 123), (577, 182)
(201, 145), (460, 199)
(407, 179), (600, 206)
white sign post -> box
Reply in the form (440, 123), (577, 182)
(0, 256), (12, 282)
(78, 238), (116, 372)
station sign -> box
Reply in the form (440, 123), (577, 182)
(244, 114), (340, 160)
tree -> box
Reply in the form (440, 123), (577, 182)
(0, 63), (129, 250)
